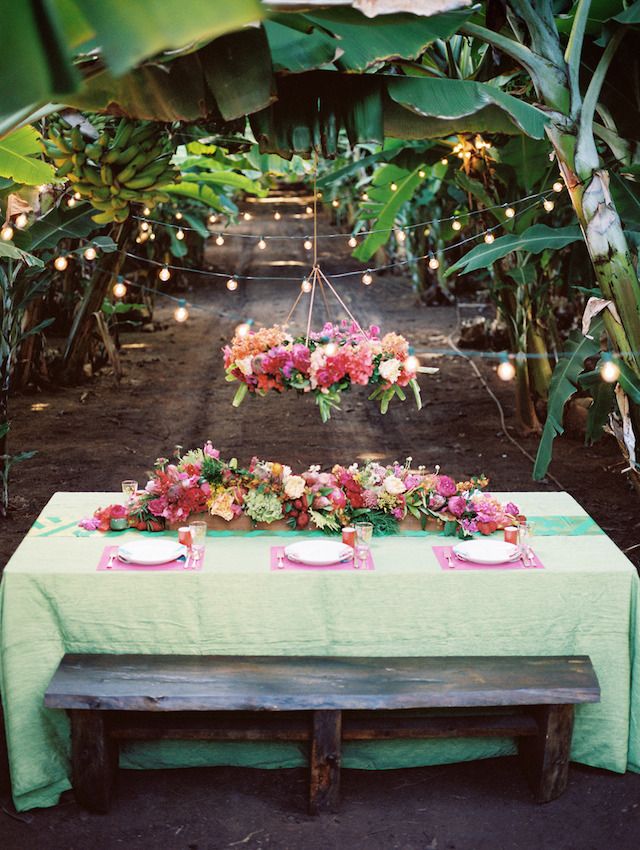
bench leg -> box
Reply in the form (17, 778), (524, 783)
(518, 704), (574, 803)
(309, 710), (341, 815)
(70, 709), (118, 813)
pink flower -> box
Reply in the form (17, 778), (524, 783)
(329, 488), (347, 509)
(362, 489), (378, 508)
(110, 504), (128, 519)
(428, 493), (446, 510)
(447, 496), (467, 517)
(436, 475), (457, 498)
(148, 498), (167, 517)
(78, 517), (101, 530)
(505, 502), (519, 517)
(204, 442), (220, 459)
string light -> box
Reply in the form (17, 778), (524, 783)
(140, 221), (150, 232)
(83, 246), (97, 261)
(497, 356), (516, 382)
(1, 224), (14, 241)
(73, 192), (81, 201)
(484, 232), (495, 244)
(390, 182), (398, 191)
(13, 212), (27, 229)
(362, 270), (373, 285)
(305, 205), (313, 215)
(173, 300), (189, 323)
(423, 227), (431, 237)
(428, 255), (440, 270)
(149, 232), (156, 241)
(274, 211), (281, 221)
(112, 280), (127, 298)
(143, 206), (151, 216)
(208, 213), (217, 224)
(158, 265), (171, 282)
(235, 322), (251, 337)
(396, 229), (406, 243)
(258, 237), (267, 250)
(553, 181), (564, 193)
(303, 237), (313, 251)
(441, 158), (448, 166)
(361, 192), (369, 201)
(54, 255), (68, 271)
(418, 170), (426, 178)
(543, 199), (555, 212)
(243, 212), (252, 221)
(504, 207), (515, 219)
(216, 234), (225, 246)
(316, 191), (323, 199)
(176, 228), (185, 240)
(452, 219), (462, 231)
(301, 277), (312, 293)
(347, 236), (358, 248)
(67, 197), (76, 208)
(175, 211), (183, 220)
(600, 354), (620, 383)
(332, 199), (340, 208)
(226, 276), (238, 291)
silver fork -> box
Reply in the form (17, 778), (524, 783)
(107, 551), (116, 569)
(445, 551), (455, 569)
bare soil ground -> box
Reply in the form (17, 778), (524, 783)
(1, 195), (639, 849)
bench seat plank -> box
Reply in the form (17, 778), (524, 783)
(45, 654), (600, 712)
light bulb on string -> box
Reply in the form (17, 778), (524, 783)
(173, 300), (189, 323)
(208, 213), (217, 224)
(54, 255), (68, 271)
(274, 211), (281, 221)
(235, 322), (251, 338)
(441, 158), (449, 166)
(543, 199), (555, 212)
(83, 246), (97, 261)
(303, 237), (313, 251)
(226, 276), (238, 291)
(1, 224), (14, 241)
(418, 170), (426, 178)
(140, 221), (150, 232)
(361, 192), (369, 201)
(452, 219), (462, 232)
(316, 191), (323, 199)
(257, 237), (266, 250)
(143, 206), (151, 216)
(484, 232), (495, 244)
(504, 206), (515, 219)
(347, 235), (357, 248)
(176, 228), (185, 241)
(305, 205), (313, 215)
(73, 192), (81, 201)
(396, 229), (406, 243)
(390, 182), (398, 192)
(301, 277), (312, 293)
(497, 355), (516, 382)
(215, 233), (225, 246)
(423, 227), (431, 237)
(158, 265), (171, 282)
(428, 255), (439, 270)
(600, 355), (620, 383)
(149, 232), (156, 241)
(362, 270), (373, 286)
(243, 212), (252, 221)
(112, 280), (127, 298)
(332, 199), (339, 208)
(553, 181), (564, 193)
(67, 197), (76, 208)
(175, 211), (183, 220)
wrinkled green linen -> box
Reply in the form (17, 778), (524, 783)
(1, 491), (638, 811)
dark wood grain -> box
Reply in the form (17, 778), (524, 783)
(309, 710), (341, 814)
(45, 654), (600, 712)
(70, 709), (118, 814)
(519, 704), (575, 802)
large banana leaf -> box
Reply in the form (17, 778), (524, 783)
(532, 322), (602, 480)
(161, 182), (238, 214)
(386, 77), (548, 139)
(12, 202), (101, 251)
(265, 19), (341, 73)
(0, 0), (263, 122)
(0, 127), (57, 185)
(179, 171), (268, 196)
(447, 225), (583, 276)
(305, 8), (472, 71)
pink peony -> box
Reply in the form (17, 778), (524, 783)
(436, 475), (457, 498)
(329, 488), (347, 509)
(447, 496), (467, 517)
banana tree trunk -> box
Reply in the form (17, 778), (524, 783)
(526, 323), (553, 401)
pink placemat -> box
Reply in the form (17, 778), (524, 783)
(433, 545), (544, 571)
(270, 545), (374, 572)
(96, 544), (203, 572)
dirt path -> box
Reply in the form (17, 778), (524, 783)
(1, 193), (639, 849)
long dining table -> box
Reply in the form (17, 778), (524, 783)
(1, 489), (639, 811)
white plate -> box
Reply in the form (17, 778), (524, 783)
(284, 540), (353, 566)
(117, 540), (187, 565)
(452, 540), (519, 565)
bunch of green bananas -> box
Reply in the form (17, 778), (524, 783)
(41, 118), (180, 224)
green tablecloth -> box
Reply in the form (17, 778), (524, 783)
(1, 491), (639, 812)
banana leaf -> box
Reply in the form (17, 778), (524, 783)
(532, 321), (602, 481)
(447, 225), (583, 276)
(0, 242), (42, 266)
(584, 378), (615, 444)
(0, 127), (57, 185)
(12, 202), (101, 251)
(162, 181), (238, 214)
(265, 20), (341, 72)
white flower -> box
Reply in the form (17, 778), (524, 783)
(383, 475), (406, 495)
(284, 475), (306, 499)
(236, 356), (253, 376)
(379, 357), (401, 383)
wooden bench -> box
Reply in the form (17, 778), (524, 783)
(44, 653), (600, 814)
